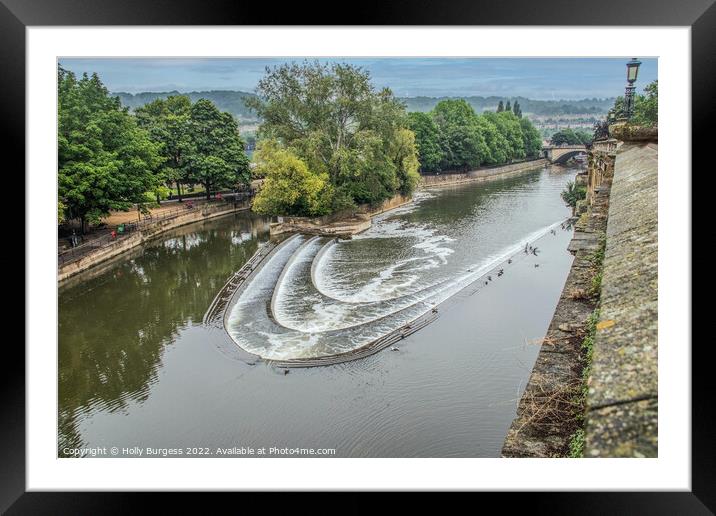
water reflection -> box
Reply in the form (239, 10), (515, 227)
(58, 214), (270, 453)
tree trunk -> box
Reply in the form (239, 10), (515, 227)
(80, 216), (86, 235)
(205, 183), (211, 201)
(176, 181), (183, 202)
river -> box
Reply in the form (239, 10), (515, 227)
(58, 165), (577, 457)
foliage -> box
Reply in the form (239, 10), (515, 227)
(136, 95), (251, 201)
(560, 180), (586, 208)
(633, 80), (658, 127)
(247, 61), (420, 215)
(251, 141), (332, 216)
(135, 95), (194, 200)
(185, 99), (251, 199)
(568, 429), (585, 458)
(408, 99), (542, 172)
(609, 80), (657, 127)
(58, 67), (163, 231)
(407, 112), (444, 173)
(550, 128), (592, 146)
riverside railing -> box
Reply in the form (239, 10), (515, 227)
(58, 194), (254, 267)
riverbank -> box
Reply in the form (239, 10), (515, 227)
(58, 202), (249, 283)
(420, 158), (547, 188)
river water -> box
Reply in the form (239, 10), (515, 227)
(59, 165), (577, 457)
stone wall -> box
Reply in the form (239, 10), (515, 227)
(502, 169), (611, 457)
(420, 159), (547, 188)
(584, 142), (658, 457)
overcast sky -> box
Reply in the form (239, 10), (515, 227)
(58, 57), (658, 100)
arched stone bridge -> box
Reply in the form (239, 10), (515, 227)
(543, 144), (588, 164)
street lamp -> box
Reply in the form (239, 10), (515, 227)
(623, 58), (642, 120)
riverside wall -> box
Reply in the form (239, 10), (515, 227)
(58, 203), (248, 283)
(584, 141), (658, 457)
(420, 158), (547, 188)
(502, 134), (658, 458)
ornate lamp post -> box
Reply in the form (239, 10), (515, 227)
(623, 58), (642, 120)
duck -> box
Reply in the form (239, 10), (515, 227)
(390, 346), (400, 352)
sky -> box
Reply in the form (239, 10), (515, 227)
(58, 57), (658, 100)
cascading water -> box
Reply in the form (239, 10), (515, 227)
(225, 175), (570, 361)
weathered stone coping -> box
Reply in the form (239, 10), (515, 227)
(420, 158), (547, 188)
(584, 142), (658, 457)
(502, 173), (611, 458)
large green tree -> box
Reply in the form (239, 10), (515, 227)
(135, 95), (194, 201)
(407, 112), (444, 173)
(247, 61), (419, 214)
(409, 102), (543, 171)
(186, 99), (251, 200)
(633, 80), (657, 127)
(519, 117), (543, 158)
(251, 140), (332, 216)
(58, 67), (163, 232)
(432, 99), (488, 170)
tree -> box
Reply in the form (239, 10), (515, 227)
(432, 99), (489, 170)
(135, 95), (194, 201)
(519, 117), (542, 157)
(513, 101), (522, 118)
(505, 100), (512, 113)
(407, 112), (444, 173)
(483, 111), (525, 161)
(247, 61), (420, 212)
(186, 99), (251, 200)
(497, 100), (504, 113)
(633, 80), (657, 127)
(58, 67), (163, 232)
(390, 128), (421, 195)
(561, 180), (586, 208)
(251, 140), (332, 216)
(550, 128), (583, 146)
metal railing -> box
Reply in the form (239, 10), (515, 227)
(58, 193), (255, 267)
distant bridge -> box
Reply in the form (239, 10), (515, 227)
(542, 144), (588, 164)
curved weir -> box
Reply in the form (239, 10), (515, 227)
(222, 188), (569, 365)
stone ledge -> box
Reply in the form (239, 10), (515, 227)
(585, 142), (658, 457)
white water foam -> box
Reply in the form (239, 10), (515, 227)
(269, 220), (564, 336)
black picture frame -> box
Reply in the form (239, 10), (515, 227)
(5, 0), (710, 512)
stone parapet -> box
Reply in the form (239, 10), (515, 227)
(584, 142), (658, 457)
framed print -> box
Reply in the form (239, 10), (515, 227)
(5, 0), (711, 511)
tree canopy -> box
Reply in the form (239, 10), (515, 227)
(408, 99), (543, 173)
(136, 96), (251, 201)
(247, 61), (420, 215)
(58, 67), (163, 230)
(550, 128), (593, 146)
